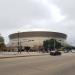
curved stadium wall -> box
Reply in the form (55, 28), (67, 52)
(9, 31), (67, 49)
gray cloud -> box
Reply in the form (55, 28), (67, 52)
(0, 0), (75, 46)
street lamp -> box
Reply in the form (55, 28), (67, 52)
(17, 31), (20, 53)
(54, 39), (56, 50)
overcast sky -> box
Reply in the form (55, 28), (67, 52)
(0, 0), (75, 45)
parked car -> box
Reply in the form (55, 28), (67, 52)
(71, 49), (75, 53)
(64, 50), (69, 53)
(50, 50), (61, 56)
(64, 49), (70, 53)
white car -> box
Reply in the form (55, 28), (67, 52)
(71, 49), (75, 53)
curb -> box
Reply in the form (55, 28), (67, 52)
(0, 54), (49, 59)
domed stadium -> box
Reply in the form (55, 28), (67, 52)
(9, 31), (67, 50)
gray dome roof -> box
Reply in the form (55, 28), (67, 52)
(9, 31), (67, 39)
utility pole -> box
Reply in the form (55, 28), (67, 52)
(18, 32), (20, 53)
(54, 39), (55, 50)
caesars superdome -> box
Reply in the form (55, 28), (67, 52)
(9, 31), (67, 48)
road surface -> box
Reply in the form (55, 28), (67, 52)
(0, 53), (75, 75)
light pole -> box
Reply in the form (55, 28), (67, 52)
(17, 31), (20, 53)
(54, 39), (56, 50)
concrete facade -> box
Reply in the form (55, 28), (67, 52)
(9, 31), (67, 49)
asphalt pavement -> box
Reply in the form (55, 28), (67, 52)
(0, 53), (75, 75)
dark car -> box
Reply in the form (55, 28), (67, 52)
(50, 50), (61, 56)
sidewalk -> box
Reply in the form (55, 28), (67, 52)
(0, 52), (49, 59)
